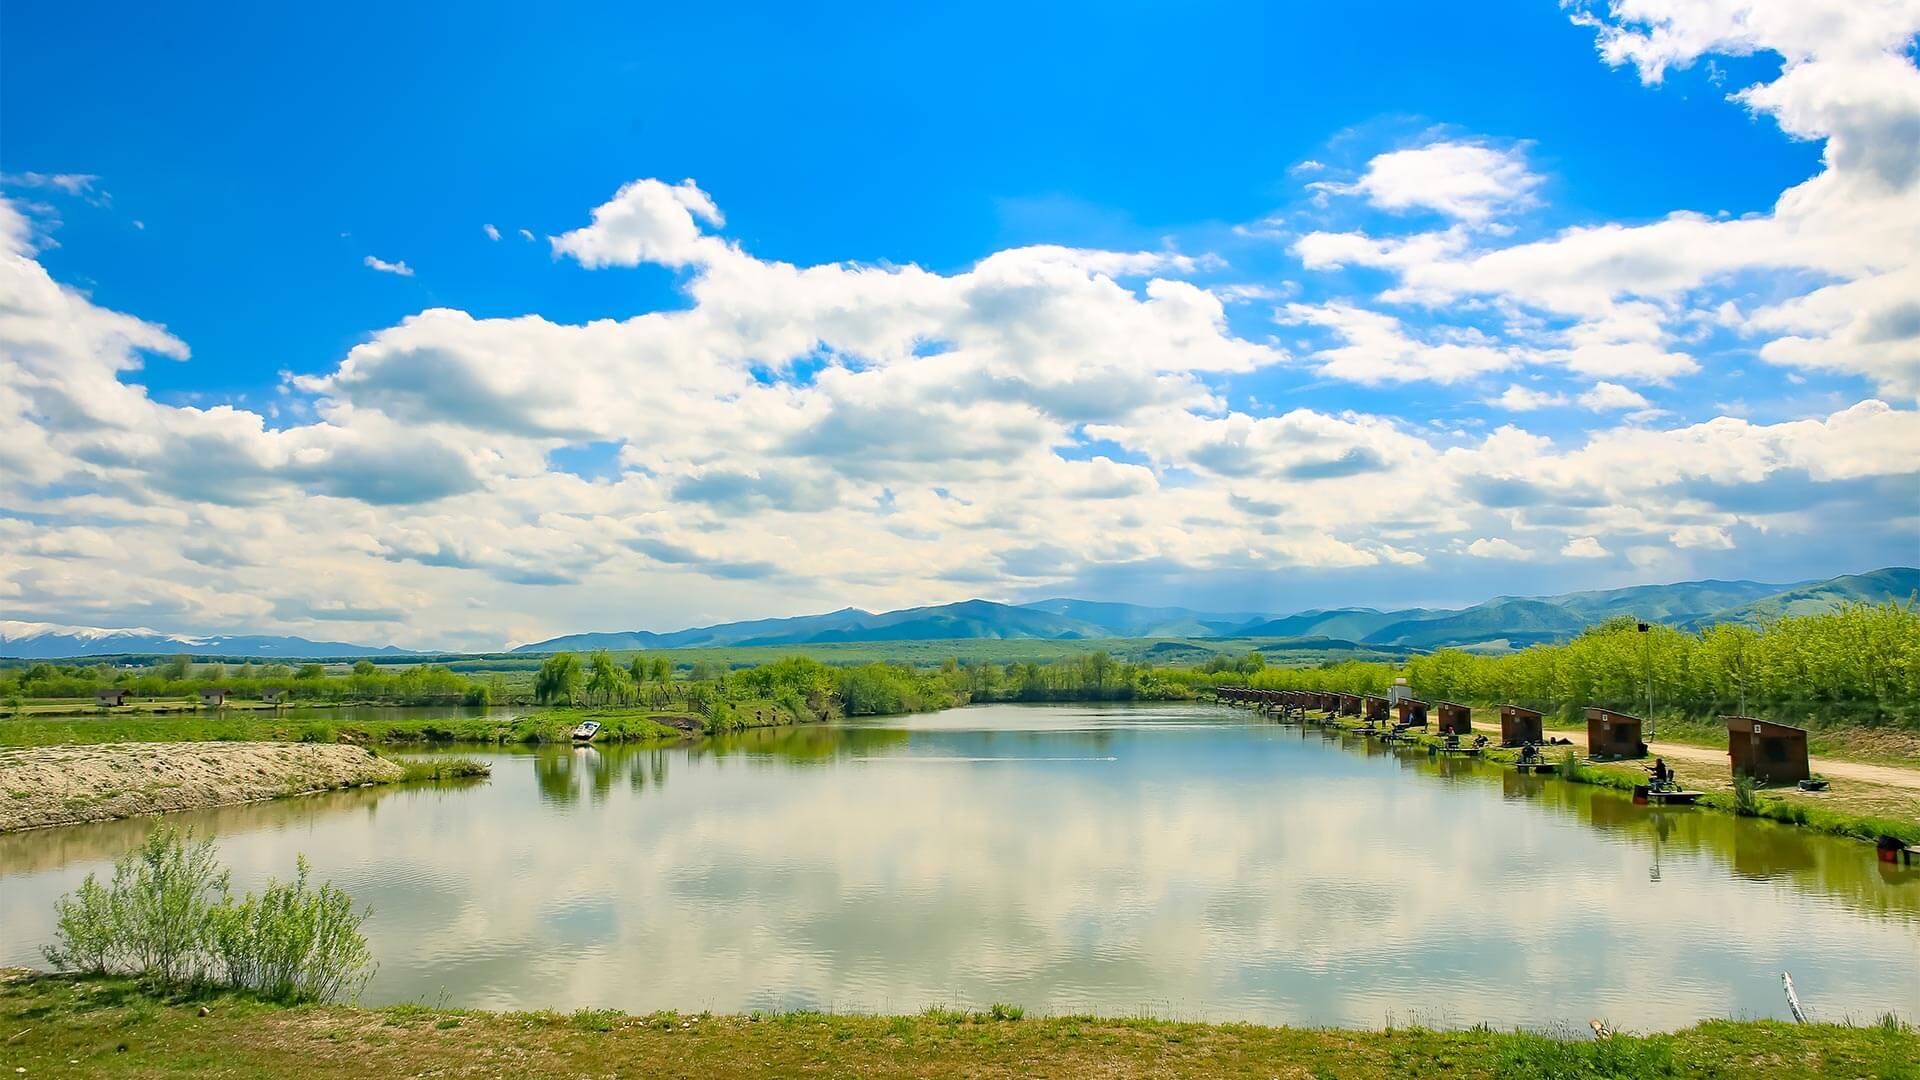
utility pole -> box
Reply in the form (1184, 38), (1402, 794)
(1638, 620), (1655, 741)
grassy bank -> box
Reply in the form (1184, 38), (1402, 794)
(3, 975), (1914, 1080)
(1287, 707), (1919, 844)
(1540, 747), (1920, 845)
(0, 709), (705, 748)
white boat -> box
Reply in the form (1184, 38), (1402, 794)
(570, 719), (601, 743)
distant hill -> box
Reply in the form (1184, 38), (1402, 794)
(1359, 599), (1588, 650)
(511, 567), (1915, 655)
(1690, 567), (1920, 628)
(1541, 579), (1795, 624)
(1233, 607), (1445, 642)
(0, 621), (416, 660)
(13, 567), (1911, 660)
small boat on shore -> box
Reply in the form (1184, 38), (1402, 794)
(1635, 781), (1702, 806)
(570, 720), (602, 743)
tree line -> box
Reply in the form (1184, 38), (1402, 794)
(1213, 603), (1917, 719)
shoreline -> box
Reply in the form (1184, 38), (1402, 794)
(1213, 697), (1920, 845)
(0, 743), (450, 834)
(3, 973), (1913, 1079)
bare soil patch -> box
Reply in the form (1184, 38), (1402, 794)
(0, 742), (404, 832)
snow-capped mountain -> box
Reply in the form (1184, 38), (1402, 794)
(0, 621), (414, 659)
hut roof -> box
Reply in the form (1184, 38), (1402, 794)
(1724, 715), (1805, 737)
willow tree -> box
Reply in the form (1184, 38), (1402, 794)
(533, 652), (583, 705)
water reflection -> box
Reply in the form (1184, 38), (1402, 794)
(0, 702), (1912, 1029)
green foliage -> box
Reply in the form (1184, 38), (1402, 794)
(534, 652), (584, 705)
(42, 827), (374, 1003)
(396, 757), (491, 781)
(1415, 603), (1917, 714)
(1220, 602), (1917, 721)
(1732, 772), (1760, 816)
(45, 825), (228, 984)
(1490, 1030), (1677, 1078)
(585, 650), (634, 706)
(205, 855), (375, 1003)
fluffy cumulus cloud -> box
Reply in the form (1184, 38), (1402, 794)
(1313, 140), (1542, 223)
(2, 0), (1917, 648)
(1288, 0), (1920, 399)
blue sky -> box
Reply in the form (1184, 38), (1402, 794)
(2, 1), (1916, 649)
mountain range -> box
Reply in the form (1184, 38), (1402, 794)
(514, 567), (1917, 655)
(0, 622), (418, 660)
(4, 567), (1911, 660)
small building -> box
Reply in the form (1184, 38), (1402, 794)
(1435, 701), (1472, 736)
(199, 687), (228, 707)
(1726, 716), (1810, 785)
(261, 687), (291, 705)
(1500, 705), (1544, 747)
(1585, 707), (1645, 760)
(1339, 693), (1362, 717)
(1363, 695), (1390, 724)
(1395, 698), (1429, 727)
(96, 688), (132, 707)
(1387, 677), (1412, 707)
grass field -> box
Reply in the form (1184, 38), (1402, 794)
(3, 975), (1913, 1080)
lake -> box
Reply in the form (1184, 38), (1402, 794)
(2, 702), (1913, 1029)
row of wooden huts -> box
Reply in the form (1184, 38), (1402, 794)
(1212, 687), (1811, 784)
(95, 687), (291, 708)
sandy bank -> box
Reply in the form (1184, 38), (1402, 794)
(0, 743), (405, 833)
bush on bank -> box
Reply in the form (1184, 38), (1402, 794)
(43, 826), (373, 1003)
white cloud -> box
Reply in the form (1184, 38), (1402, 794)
(1282, 303), (1516, 384)
(1315, 141), (1541, 223)
(482, 224), (501, 241)
(1669, 524), (1735, 549)
(549, 178), (729, 269)
(1576, 381), (1652, 411)
(363, 255), (414, 277)
(1466, 537), (1531, 560)
(1493, 385), (1567, 411)
(1561, 537), (1609, 558)
(1280, 0), (1920, 400)
(8, 1), (1920, 647)
(0, 172), (101, 197)
(518, 228), (535, 242)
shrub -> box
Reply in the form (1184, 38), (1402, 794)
(207, 856), (375, 1003)
(1732, 772), (1759, 816)
(42, 826), (374, 1003)
(45, 825), (228, 984)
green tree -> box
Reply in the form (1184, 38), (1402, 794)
(585, 650), (632, 706)
(533, 653), (584, 706)
(352, 659), (378, 676)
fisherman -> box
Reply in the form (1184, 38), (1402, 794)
(1650, 757), (1671, 788)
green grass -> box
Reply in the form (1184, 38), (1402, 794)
(0, 710), (700, 748)
(393, 757), (491, 782)
(1535, 745), (1920, 845)
(2, 975), (1913, 1079)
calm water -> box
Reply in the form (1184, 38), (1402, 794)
(2, 702), (1914, 1029)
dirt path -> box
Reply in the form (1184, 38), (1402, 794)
(0, 743), (404, 832)
(1467, 719), (1920, 791)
